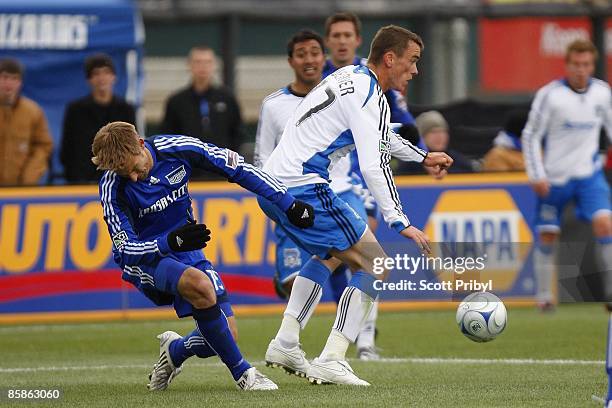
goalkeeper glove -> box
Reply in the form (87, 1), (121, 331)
(167, 223), (211, 252)
(285, 200), (315, 228)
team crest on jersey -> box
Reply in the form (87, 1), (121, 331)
(112, 230), (129, 250)
(283, 248), (302, 268)
(379, 139), (391, 154)
(165, 165), (186, 185)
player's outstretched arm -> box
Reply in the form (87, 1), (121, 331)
(152, 136), (315, 228)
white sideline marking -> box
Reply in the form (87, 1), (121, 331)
(0, 357), (603, 374)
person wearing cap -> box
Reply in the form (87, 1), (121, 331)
(60, 53), (136, 183)
(399, 110), (475, 174)
(0, 58), (53, 186)
(482, 109), (528, 172)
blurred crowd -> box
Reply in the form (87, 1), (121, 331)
(0, 13), (608, 187)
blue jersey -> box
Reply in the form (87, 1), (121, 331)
(99, 135), (294, 277)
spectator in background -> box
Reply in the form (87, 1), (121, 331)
(160, 46), (244, 153)
(0, 58), (53, 186)
(61, 53), (136, 183)
(482, 109), (528, 172)
(400, 110), (475, 174)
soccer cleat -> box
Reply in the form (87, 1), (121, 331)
(235, 367), (278, 390)
(147, 331), (183, 391)
(357, 346), (380, 361)
(265, 338), (310, 377)
(306, 358), (370, 386)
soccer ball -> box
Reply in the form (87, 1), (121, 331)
(456, 291), (507, 342)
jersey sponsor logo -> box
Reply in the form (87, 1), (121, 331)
(0, 14), (94, 49)
(165, 165), (186, 185)
(424, 190), (533, 291)
(561, 120), (596, 130)
(379, 140), (391, 154)
(112, 230), (129, 250)
(138, 183), (188, 218)
(226, 150), (239, 169)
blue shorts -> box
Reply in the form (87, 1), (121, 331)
(122, 256), (233, 318)
(260, 183), (368, 260)
(535, 170), (611, 233)
(274, 189), (367, 282)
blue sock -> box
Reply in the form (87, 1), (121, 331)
(330, 265), (349, 304)
(169, 328), (217, 366)
(192, 304), (251, 381)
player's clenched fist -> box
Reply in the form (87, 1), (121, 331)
(285, 200), (315, 228)
(167, 223), (212, 252)
(423, 152), (453, 170)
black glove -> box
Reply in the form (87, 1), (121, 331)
(285, 200), (315, 228)
(167, 223), (211, 252)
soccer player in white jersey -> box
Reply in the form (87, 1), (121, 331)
(522, 39), (612, 311)
(521, 39), (612, 405)
(255, 29), (383, 360)
(258, 25), (452, 385)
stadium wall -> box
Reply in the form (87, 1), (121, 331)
(0, 174), (540, 323)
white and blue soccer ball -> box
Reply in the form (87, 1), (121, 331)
(456, 291), (507, 342)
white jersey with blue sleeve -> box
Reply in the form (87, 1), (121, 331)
(522, 78), (612, 185)
(263, 65), (426, 232)
(254, 86), (354, 194)
(100, 135), (294, 270)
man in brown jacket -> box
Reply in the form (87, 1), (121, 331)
(0, 58), (53, 186)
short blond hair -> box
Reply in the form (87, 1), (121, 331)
(566, 39), (598, 62)
(91, 121), (141, 171)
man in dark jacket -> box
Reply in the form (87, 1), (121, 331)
(160, 46), (244, 153)
(61, 53), (136, 183)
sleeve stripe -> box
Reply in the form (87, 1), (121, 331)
(394, 133), (427, 158)
(101, 172), (121, 234)
(378, 95), (408, 224)
(241, 162), (288, 193)
(156, 138), (226, 160)
(100, 172), (160, 255)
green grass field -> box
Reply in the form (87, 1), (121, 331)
(0, 304), (608, 407)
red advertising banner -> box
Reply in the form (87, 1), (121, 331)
(480, 17), (611, 93)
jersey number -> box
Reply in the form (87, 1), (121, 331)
(296, 87), (336, 126)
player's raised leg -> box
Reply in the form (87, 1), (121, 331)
(265, 256), (342, 377)
(307, 228), (389, 386)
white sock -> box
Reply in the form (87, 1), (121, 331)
(356, 300), (378, 350)
(275, 276), (322, 348)
(276, 314), (300, 349)
(534, 245), (556, 303)
(333, 286), (374, 343)
(319, 329), (350, 362)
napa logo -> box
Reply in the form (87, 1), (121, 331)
(424, 190), (533, 291)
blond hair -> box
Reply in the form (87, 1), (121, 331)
(91, 121), (141, 171)
(566, 39), (598, 62)
(367, 25), (423, 65)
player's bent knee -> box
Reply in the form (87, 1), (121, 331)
(593, 213), (612, 238)
(178, 267), (217, 309)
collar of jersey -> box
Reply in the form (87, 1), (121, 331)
(561, 77), (592, 94)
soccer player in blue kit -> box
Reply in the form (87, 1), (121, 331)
(91, 121), (314, 391)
